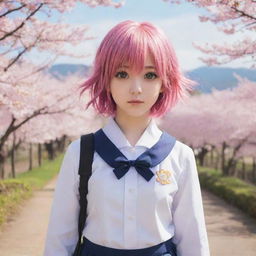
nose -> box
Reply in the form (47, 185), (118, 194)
(129, 77), (142, 95)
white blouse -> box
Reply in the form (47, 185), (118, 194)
(43, 117), (210, 256)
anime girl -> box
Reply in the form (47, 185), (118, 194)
(43, 20), (211, 256)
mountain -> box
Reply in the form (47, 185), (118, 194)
(187, 66), (256, 93)
(49, 64), (256, 93)
(48, 64), (91, 79)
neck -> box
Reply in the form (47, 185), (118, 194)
(113, 112), (152, 147)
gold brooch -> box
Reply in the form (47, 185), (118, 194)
(156, 170), (171, 185)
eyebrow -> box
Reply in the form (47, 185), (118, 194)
(119, 65), (156, 69)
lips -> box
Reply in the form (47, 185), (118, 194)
(127, 100), (144, 103)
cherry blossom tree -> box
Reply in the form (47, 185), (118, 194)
(5, 87), (103, 178)
(164, 0), (256, 67)
(0, 0), (124, 72)
(159, 75), (256, 176)
(0, 63), (104, 178)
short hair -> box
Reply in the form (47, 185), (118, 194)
(79, 20), (195, 117)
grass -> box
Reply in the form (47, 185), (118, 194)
(0, 152), (64, 227)
(198, 166), (256, 219)
(15, 153), (64, 188)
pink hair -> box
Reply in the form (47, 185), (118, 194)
(79, 20), (196, 117)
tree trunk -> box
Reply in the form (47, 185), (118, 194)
(38, 143), (42, 166)
(221, 142), (227, 175)
(252, 157), (256, 184)
(225, 138), (247, 177)
(61, 135), (67, 152)
(11, 131), (16, 178)
(55, 135), (67, 153)
(241, 157), (246, 180)
(28, 143), (33, 170)
(214, 149), (219, 170)
(210, 146), (214, 167)
(0, 150), (5, 179)
(45, 141), (54, 160)
(225, 155), (238, 176)
(198, 146), (208, 166)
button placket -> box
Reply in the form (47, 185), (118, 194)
(123, 149), (138, 248)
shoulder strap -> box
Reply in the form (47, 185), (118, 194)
(73, 133), (94, 256)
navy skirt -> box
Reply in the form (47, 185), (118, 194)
(80, 236), (177, 256)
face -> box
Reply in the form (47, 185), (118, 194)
(109, 53), (163, 119)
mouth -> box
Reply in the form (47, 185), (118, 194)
(127, 100), (144, 103)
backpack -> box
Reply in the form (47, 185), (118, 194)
(72, 133), (95, 256)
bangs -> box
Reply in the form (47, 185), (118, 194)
(105, 25), (167, 81)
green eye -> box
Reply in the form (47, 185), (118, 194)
(115, 71), (128, 79)
(145, 72), (158, 79)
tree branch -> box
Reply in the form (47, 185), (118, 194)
(231, 5), (256, 22)
(3, 33), (41, 71)
(0, 3), (26, 18)
(4, 46), (28, 71)
(0, 115), (15, 150)
(0, 3), (43, 41)
(0, 99), (73, 151)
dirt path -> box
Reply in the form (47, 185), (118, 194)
(0, 177), (56, 256)
(203, 189), (256, 256)
(0, 178), (256, 256)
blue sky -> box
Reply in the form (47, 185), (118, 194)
(40, 0), (249, 71)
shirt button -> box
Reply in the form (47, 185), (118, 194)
(128, 216), (134, 221)
(128, 188), (133, 193)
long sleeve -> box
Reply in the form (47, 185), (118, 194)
(172, 147), (210, 256)
(43, 141), (80, 256)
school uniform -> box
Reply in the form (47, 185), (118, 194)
(43, 116), (211, 256)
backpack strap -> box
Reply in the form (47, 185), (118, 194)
(73, 133), (94, 256)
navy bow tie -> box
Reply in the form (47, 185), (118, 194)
(93, 129), (176, 182)
(113, 155), (154, 181)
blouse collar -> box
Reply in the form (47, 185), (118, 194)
(102, 116), (162, 149)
